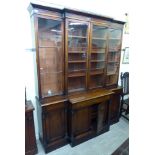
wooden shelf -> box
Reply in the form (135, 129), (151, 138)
(109, 38), (121, 40)
(68, 72), (86, 78)
(68, 35), (87, 39)
(91, 67), (104, 70)
(91, 52), (105, 54)
(68, 51), (86, 53)
(68, 60), (86, 63)
(109, 49), (120, 52)
(108, 61), (118, 63)
(68, 88), (85, 93)
(89, 85), (103, 89)
(92, 37), (106, 40)
(91, 60), (105, 62)
(92, 48), (106, 50)
(107, 72), (117, 76)
(39, 46), (61, 48)
(90, 70), (103, 75)
(106, 83), (116, 86)
(68, 69), (86, 72)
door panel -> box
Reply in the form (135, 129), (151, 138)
(89, 24), (108, 89)
(97, 101), (109, 133)
(44, 107), (67, 143)
(66, 19), (89, 93)
(72, 107), (91, 136)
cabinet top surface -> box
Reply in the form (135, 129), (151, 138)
(38, 96), (68, 107)
(28, 2), (125, 24)
(25, 100), (34, 112)
(69, 89), (114, 104)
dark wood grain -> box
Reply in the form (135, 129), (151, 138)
(25, 101), (38, 155)
(28, 2), (124, 153)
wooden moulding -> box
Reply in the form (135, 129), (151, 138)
(69, 89), (113, 103)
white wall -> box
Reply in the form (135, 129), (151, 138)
(24, 0), (129, 139)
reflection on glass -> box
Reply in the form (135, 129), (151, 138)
(68, 22), (88, 37)
(109, 29), (122, 39)
(89, 25), (108, 89)
(38, 18), (62, 47)
(90, 75), (103, 88)
(106, 28), (122, 86)
(107, 63), (118, 75)
(38, 18), (64, 97)
(68, 77), (85, 93)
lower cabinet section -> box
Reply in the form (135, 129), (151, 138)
(68, 90), (113, 146)
(35, 87), (122, 153)
(36, 98), (68, 153)
(69, 106), (96, 146)
(109, 87), (123, 125)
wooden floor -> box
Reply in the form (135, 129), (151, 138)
(112, 138), (129, 155)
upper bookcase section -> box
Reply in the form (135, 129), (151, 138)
(28, 2), (125, 25)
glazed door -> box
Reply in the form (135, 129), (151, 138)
(37, 16), (64, 98)
(66, 19), (89, 93)
(89, 23), (108, 89)
(106, 28), (122, 86)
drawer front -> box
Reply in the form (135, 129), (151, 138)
(72, 95), (110, 109)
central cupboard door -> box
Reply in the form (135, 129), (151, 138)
(89, 23), (108, 89)
(66, 19), (89, 93)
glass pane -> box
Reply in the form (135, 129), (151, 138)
(109, 29), (122, 39)
(68, 53), (86, 61)
(67, 21), (88, 92)
(107, 63), (118, 75)
(68, 21), (88, 37)
(93, 25), (107, 38)
(108, 52), (120, 62)
(92, 39), (107, 49)
(68, 63), (86, 72)
(109, 40), (121, 50)
(90, 75), (104, 88)
(91, 61), (105, 70)
(106, 74), (118, 85)
(40, 72), (63, 97)
(38, 18), (62, 47)
(68, 77), (86, 93)
(106, 28), (122, 86)
(38, 18), (64, 97)
(90, 25), (108, 89)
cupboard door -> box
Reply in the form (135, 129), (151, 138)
(66, 19), (89, 93)
(106, 28), (122, 86)
(72, 107), (92, 136)
(89, 24), (108, 89)
(110, 94), (120, 123)
(109, 88), (122, 124)
(43, 106), (67, 145)
(38, 17), (64, 98)
(70, 106), (96, 146)
(97, 101), (109, 134)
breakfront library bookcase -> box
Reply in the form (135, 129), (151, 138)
(28, 2), (125, 153)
